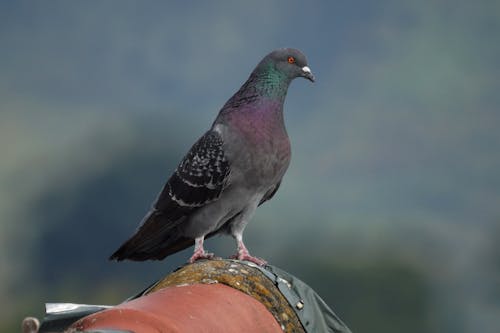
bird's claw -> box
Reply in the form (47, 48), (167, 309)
(230, 253), (267, 266)
(189, 251), (215, 263)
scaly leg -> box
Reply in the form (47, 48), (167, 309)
(188, 236), (214, 263)
(231, 233), (267, 266)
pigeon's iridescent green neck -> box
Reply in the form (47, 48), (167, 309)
(218, 60), (292, 114)
(253, 61), (291, 100)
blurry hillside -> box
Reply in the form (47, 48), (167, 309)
(1, 1), (499, 332)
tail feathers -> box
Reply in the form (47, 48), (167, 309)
(109, 210), (194, 261)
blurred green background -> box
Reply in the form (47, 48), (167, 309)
(1, 1), (499, 332)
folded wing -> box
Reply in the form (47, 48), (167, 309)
(109, 130), (230, 261)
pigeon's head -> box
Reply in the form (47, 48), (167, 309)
(260, 48), (315, 83)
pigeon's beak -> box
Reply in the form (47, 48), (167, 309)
(301, 66), (315, 82)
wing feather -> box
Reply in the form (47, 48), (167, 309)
(155, 130), (230, 210)
(109, 130), (230, 260)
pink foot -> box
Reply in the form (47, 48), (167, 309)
(188, 251), (214, 263)
(230, 239), (267, 266)
(189, 237), (217, 263)
(230, 249), (267, 266)
(188, 248), (215, 263)
(236, 253), (267, 266)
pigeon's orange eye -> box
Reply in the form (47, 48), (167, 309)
(287, 56), (296, 64)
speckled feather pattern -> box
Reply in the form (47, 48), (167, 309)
(168, 131), (230, 206)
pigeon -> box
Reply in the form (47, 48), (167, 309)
(110, 48), (314, 265)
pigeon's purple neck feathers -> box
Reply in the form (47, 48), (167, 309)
(215, 60), (291, 129)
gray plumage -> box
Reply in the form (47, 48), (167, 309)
(110, 48), (314, 265)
